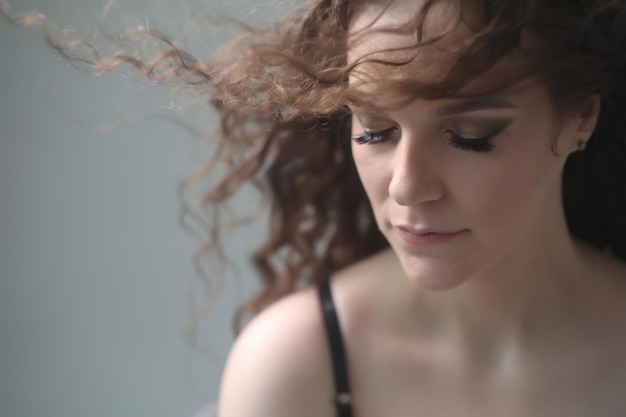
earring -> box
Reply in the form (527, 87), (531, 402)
(577, 140), (588, 151)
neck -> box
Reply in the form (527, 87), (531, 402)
(444, 215), (588, 349)
(392, 206), (590, 354)
(447, 238), (581, 335)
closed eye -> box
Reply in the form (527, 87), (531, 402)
(442, 119), (510, 153)
(445, 131), (495, 153)
(353, 127), (398, 145)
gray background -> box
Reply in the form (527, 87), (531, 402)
(0, 0), (292, 416)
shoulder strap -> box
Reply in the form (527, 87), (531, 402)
(318, 280), (354, 417)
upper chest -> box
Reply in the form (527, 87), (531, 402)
(342, 329), (626, 417)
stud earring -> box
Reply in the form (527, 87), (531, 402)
(577, 140), (588, 151)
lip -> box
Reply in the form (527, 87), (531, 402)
(395, 225), (467, 245)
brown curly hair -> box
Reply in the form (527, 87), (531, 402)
(208, 0), (626, 331)
(4, 0), (626, 334)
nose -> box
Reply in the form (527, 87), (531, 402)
(388, 134), (444, 206)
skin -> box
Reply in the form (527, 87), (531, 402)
(219, 1), (626, 416)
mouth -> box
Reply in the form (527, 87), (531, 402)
(395, 225), (467, 245)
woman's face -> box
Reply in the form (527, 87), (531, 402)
(348, 0), (589, 290)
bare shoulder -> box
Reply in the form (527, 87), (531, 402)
(218, 249), (411, 417)
(218, 288), (335, 417)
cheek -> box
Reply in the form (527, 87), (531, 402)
(460, 143), (564, 234)
(351, 143), (393, 201)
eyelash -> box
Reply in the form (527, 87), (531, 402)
(353, 128), (495, 153)
(445, 131), (494, 153)
(353, 127), (397, 145)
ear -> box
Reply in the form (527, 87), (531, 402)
(567, 94), (601, 153)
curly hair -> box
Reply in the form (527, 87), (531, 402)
(209, 0), (626, 331)
(4, 0), (626, 334)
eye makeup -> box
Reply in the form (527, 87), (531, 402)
(441, 118), (512, 153)
(354, 127), (398, 144)
(442, 119), (511, 140)
(351, 111), (400, 145)
(352, 113), (513, 152)
(354, 112), (397, 132)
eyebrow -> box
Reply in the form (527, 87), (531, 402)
(434, 99), (518, 118)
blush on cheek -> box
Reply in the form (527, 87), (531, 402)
(474, 154), (562, 243)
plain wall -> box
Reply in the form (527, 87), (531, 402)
(0, 0), (291, 416)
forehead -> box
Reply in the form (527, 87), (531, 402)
(346, 0), (525, 102)
(349, 0), (475, 39)
(348, 0), (475, 75)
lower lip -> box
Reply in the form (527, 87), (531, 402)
(396, 228), (467, 245)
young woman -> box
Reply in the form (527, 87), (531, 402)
(5, 0), (626, 416)
(215, 0), (626, 416)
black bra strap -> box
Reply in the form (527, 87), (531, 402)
(318, 280), (354, 417)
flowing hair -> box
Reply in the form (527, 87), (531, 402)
(3, 0), (626, 334)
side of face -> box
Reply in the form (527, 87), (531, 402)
(347, 0), (599, 290)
